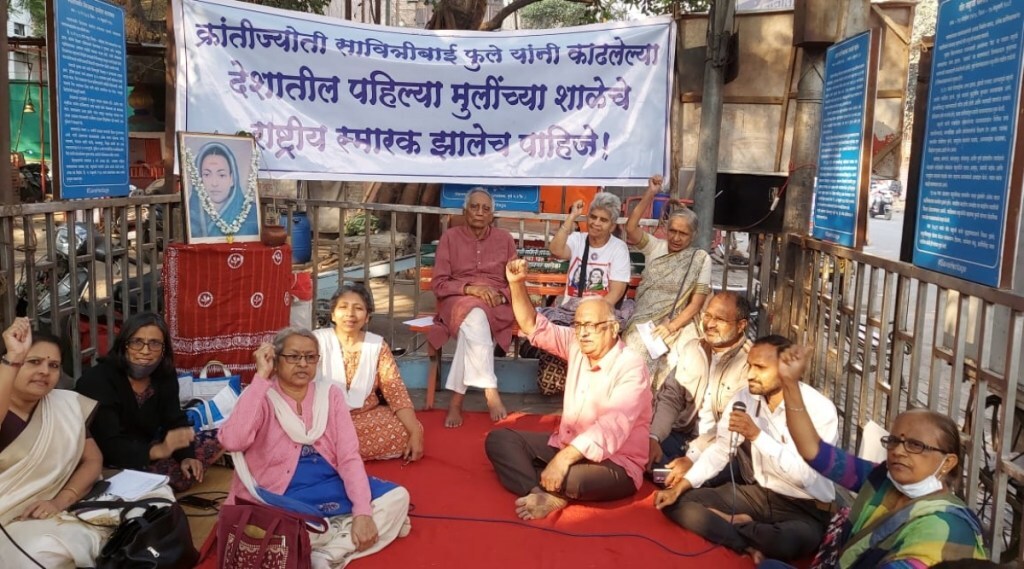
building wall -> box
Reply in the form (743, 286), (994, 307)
(7, 4), (36, 81)
(324, 0), (512, 29)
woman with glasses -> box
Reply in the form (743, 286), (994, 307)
(756, 345), (986, 568)
(76, 312), (219, 491)
(623, 174), (710, 385)
(314, 284), (423, 462)
(218, 329), (410, 565)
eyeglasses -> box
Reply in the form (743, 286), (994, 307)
(467, 203), (493, 213)
(701, 312), (741, 325)
(880, 435), (948, 455)
(571, 320), (615, 335)
(279, 353), (321, 365)
(127, 339), (165, 352)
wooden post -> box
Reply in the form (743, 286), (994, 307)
(164, 0), (178, 207)
(692, 0), (735, 251)
(0, 4), (13, 205)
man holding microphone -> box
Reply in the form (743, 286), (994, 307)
(653, 335), (839, 564)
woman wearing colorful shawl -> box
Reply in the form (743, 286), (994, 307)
(622, 175), (711, 385)
(187, 141), (258, 240)
(756, 345), (986, 568)
(314, 284), (424, 462)
(219, 328), (411, 567)
(0, 318), (105, 568)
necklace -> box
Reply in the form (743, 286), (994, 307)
(184, 145), (260, 242)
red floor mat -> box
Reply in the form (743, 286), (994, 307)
(196, 410), (755, 568)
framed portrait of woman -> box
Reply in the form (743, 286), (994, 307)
(178, 132), (262, 244)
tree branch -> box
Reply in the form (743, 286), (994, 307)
(479, 0), (595, 31)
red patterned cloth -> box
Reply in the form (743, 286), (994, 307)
(164, 243), (291, 382)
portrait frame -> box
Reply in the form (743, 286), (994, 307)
(178, 132), (262, 244)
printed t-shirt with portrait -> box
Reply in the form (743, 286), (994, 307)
(562, 232), (632, 302)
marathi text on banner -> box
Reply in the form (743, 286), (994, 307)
(173, 0), (675, 185)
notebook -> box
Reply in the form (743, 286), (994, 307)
(104, 469), (170, 500)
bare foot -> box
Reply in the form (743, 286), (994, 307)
(445, 393), (465, 428)
(745, 547), (765, 565)
(708, 508), (753, 525)
(514, 489), (568, 520)
(484, 388), (507, 422)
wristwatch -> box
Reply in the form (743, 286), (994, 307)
(1, 355), (24, 367)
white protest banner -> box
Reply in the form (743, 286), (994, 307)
(173, 0), (674, 186)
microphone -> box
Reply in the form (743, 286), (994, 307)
(729, 401), (747, 457)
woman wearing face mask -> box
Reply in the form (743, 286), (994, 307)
(76, 313), (221, 492)
(755, 345), (986, 569)
(0, 318), (107, 568)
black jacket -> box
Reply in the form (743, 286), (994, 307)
(75, 358), (194, 469)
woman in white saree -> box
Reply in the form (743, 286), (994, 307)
(0, 318), (105, 569)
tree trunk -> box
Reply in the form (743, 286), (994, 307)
(426, 0), (488, 31)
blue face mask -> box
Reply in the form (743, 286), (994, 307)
(887, 457), (949, 499)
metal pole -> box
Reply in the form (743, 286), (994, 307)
(691, 0), (735, 251)
(0, 2), (14, 205)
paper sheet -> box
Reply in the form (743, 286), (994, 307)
(637, 321), (669, 360)
(403, 316), (435, 327)
(105, 469), (170, 500)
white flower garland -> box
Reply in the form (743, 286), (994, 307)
(185, 145), (260, 240)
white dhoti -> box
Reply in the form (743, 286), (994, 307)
(310, 485), (412, 568)
(444, 308), (498, 394)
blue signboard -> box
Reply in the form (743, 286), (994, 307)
(440, 184), (541, 212)
(811, 31), (874, 247)
(53, 0), (130, 198)
(913, 0), (1024, 286)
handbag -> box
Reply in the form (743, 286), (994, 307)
(184, 361), (243, 432)
(536, 350), (568, 396)
(218, 498), (327, 569)
(71, 498), (199, 569)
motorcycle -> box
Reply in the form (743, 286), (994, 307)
(869, 188), (893, 220)
(15, 222), (94, 327)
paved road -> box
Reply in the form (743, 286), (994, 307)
(864, 208), (906, 261)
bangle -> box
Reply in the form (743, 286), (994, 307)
(787, 405), (806, 412)
(1, 355), (23, 367)
(649, 434), (660, 442)
(60, 486), (80, 498)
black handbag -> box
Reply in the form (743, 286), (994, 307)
(71, 498), (199, 569)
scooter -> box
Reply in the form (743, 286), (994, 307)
(869, 189), (893, 220)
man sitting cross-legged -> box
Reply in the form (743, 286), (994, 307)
(485, 259), (651, 520)
(653, 335), (838, 564)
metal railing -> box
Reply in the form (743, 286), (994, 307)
(0, 195), (182, 380)
(770, 233), (1024, 561)
(1, 194), (1019, 560)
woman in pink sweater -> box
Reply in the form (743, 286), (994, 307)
(218, 328), (411, 567)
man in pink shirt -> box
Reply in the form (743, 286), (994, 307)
(485, 259), (652, 520)
(429, 189), (518, 428)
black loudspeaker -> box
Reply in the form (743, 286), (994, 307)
(675, 30), (741, 93)
(712, 172), (788, 233)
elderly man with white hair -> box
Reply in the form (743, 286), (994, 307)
(428, 188), (518, 428)
(485, 259), (651, 521)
